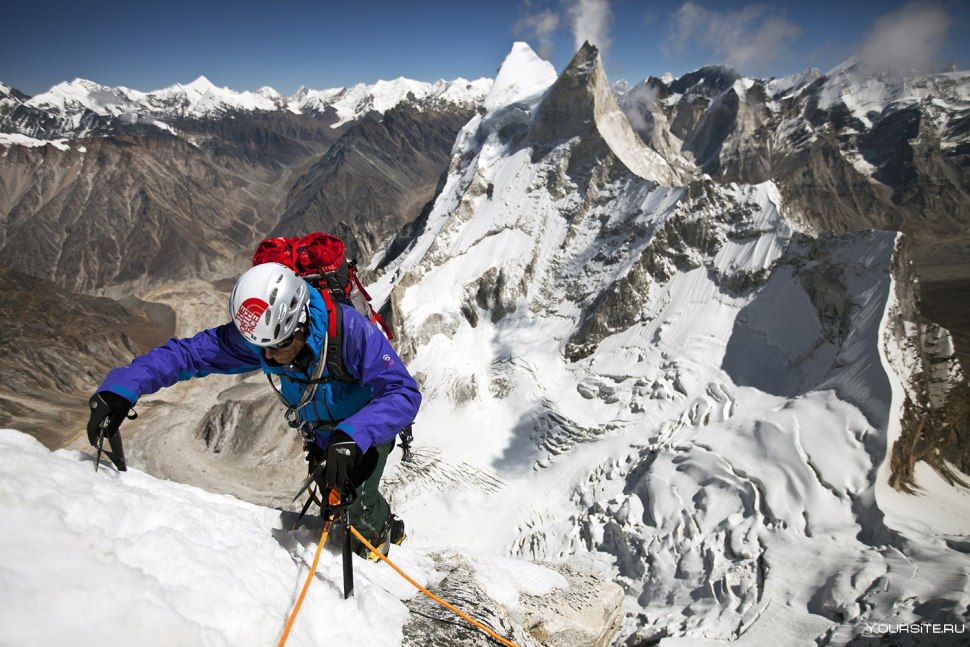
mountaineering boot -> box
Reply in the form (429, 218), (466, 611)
(354, 513), (406, 561)
(389, 514), (406, 546)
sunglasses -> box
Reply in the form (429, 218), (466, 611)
(267, 327), (302, 350)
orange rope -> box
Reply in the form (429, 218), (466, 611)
(350, 526), (520, 647)
(277, 518), (331, 647)
(278, 488), (341, 647)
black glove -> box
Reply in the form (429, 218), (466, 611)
(325, 431), (362, 491)
(86, 391), (133, 447)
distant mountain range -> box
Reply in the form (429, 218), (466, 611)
(3, 53), (966, 283)
(0, 73), (491, 288)
(0, 74), (490, 138)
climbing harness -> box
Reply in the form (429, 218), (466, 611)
(265, 318), (329, 417)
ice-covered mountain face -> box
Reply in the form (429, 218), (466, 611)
(0, 74), (491, 139)
(364, 42), (970, 645)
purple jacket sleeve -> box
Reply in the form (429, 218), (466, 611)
(335, 305), (422, 453)
(98, 323), (262, 404)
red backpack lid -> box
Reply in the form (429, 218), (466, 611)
(252, 237), (299, 272)
(297, 232), (345, 275)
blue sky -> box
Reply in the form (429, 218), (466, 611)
(3, 0), (967, 96)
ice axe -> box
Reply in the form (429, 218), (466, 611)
(94, 411), (134, 472)
(316, 483), (357, 598)
(337, 483), (357, 599)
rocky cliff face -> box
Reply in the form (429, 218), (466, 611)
(0, 266), (172, 447)
(883, 238), (970, 492)
(273, 104), (478, 262)
(0, 132), (290, 292)
(531, 43), (685, 186)
(618, 63), (970, 284)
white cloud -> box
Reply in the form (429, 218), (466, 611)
(666, 2), (800, 75)
(514, 9), (562, 60)
(567, 0), (613, 53)
(513, 0), (614, 61)
(857, 2), (950, 73)
(621, 82), (661, 135)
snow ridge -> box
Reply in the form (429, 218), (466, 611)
(4, 75), (493, 139)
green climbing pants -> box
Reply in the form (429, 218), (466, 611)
(344, 437), (394, 540)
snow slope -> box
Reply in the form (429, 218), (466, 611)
(0, 429), (574, 647)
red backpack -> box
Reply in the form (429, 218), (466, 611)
(252, 232), (393, 341)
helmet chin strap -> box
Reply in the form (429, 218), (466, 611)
(267, 314), (328, 421)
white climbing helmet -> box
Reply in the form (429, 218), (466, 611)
(229, 262), (309, 347)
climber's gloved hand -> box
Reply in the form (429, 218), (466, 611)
(86, 391), (133, 447)
(325, 431), (362, 491)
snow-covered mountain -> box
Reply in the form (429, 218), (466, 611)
(360, 42), (970, 645)
(2, 41), (970, 647)
(292, 76), (492, 127)
(0, 74), (491, 140)
(615, 58), (970, 185)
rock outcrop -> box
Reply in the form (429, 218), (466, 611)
(402, 552), (623, 647)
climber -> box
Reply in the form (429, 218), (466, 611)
(86, 262), (420, 558)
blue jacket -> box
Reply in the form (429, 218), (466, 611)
(98, 287), (421, 453)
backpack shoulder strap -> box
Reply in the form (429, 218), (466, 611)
(318, 288), (355, 383)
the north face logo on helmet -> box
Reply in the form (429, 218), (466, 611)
(235, 297), (268, 336)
